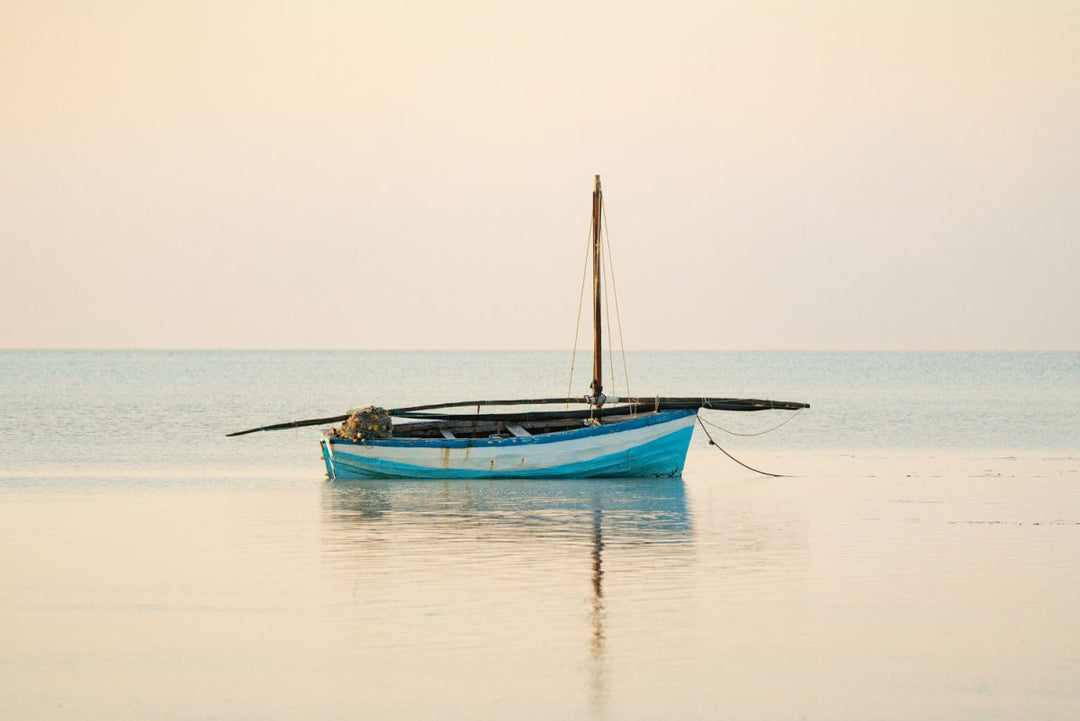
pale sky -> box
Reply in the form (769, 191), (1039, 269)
(2, 0), (1078, 350)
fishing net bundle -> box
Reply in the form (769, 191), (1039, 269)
(334, 406), (393, 440)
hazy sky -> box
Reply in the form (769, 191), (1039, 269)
(2, 0), (1078, 349)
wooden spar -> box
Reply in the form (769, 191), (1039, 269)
(590, 174), (603, 402)
(226, 413), (351, 437)
(392, 397), (585, 413)
(226, 399), (588, 436)
(391, 396), (809, 414)
(225, 396), (810, 436)
(396, 398), (809, 422)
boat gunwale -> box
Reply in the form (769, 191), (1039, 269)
(324, 409), (698, 449)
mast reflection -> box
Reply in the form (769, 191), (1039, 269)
(589, 507), (607, 711)
(321, 477), (692, 715)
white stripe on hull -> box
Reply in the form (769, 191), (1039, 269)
(326, 413), (696, 474)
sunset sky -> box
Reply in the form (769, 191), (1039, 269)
(3, 0), (1078, 349)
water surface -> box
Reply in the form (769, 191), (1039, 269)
(1, 351), (1078, 719)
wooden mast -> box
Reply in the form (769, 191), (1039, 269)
(590, 175), (604, 404)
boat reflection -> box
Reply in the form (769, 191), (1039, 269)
(321, 477), (691, 541)
(321, 477), (692, 712)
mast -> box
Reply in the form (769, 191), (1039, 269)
(590, 175), (604, 404)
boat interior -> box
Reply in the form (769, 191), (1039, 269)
(389, 413), (647, 440)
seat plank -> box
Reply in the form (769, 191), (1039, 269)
(506, 423), (531, 437)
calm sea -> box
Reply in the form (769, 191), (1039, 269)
(2, 351), (1079, 719)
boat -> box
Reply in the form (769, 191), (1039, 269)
(228, 176), (809, 479)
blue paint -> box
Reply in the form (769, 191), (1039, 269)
(324, 423), (695, 480)
(320, 439), (336, 480)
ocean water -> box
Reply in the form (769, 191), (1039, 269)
(1, 351), (1079, 719)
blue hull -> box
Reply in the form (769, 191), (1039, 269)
(320, 411), (696, 480)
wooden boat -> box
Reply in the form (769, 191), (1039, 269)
(229, 176), (808, 479)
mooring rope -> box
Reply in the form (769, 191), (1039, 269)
(696, 416), (790, 478)
(698, 407), (804, 437)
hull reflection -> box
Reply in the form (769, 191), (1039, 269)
(321, 477), (692, 714)
(321, 477), (691, 544)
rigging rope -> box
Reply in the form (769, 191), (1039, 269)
(698, 407), (804, 437)
(566, 221), (593, 406)
(696, 417), (791, 478)
(601, 199), (631, 399)
(602, 221), (615, 396)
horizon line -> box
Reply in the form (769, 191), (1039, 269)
(2, 347), (1078, 353)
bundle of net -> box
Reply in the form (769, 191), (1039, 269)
(334, 406), (393, 440)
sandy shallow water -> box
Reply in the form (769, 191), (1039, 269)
(2, 449), (1077, 720)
